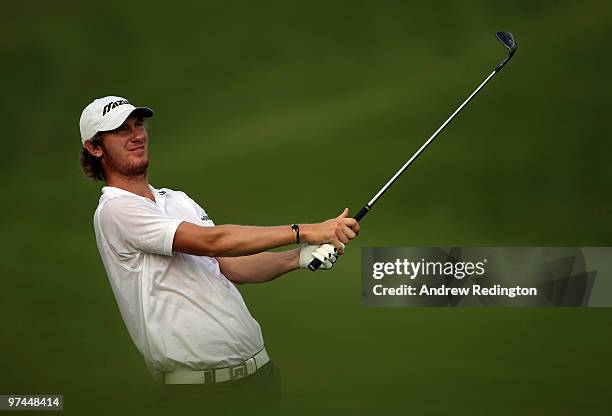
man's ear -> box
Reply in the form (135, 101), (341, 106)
(84, 139), (103, 158)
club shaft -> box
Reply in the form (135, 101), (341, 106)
(309, 39), (516, 272)
(367, 69), (498, 208)
(310, 70), (499, 272)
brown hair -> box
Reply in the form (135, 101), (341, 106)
(80, 133), (105, 181)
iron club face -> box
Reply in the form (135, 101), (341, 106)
(495, 32), (517, 71)
(496, 31), (517, 53)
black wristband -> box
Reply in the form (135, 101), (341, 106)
(291, 223), (300, 244)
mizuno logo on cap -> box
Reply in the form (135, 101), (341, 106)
(102, 99), (129, 116)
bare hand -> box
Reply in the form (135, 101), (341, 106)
(302, 208), (360, 253)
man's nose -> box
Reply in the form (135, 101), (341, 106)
(132, 127), (146, 141)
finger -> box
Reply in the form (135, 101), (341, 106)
(312, 251), (333, 270)
(336, 229), (349, 244)
(315, 247), (334, 260)
(312, 251), (326, 263)
(324, 245), (344, 256)
(337, 208), (349, 219)
(340, 224), (356, 240)
(352, 221), (361, 235)
(341, 218), (357, 227)
(336, 241), (345, 255)
(320, 243), (335, 252)
(313, 249), (335, 269)
(336, 227), (355, 246)
(312, 250), (327, 262)
(321, 243), (343, 255)
(330, 237), (344, 252)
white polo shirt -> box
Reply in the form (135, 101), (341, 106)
(93, 185), (264, 383)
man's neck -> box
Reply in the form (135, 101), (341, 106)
(106, 174), (155, 202)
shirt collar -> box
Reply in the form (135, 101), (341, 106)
(100, 185), (165, 208)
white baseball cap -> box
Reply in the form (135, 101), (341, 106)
(79, 95), (154, 145)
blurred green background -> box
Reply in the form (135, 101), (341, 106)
(1, 0), (611, 414)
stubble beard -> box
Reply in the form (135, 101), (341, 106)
(103, 147), (149, 179)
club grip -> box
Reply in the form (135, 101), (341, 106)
(307, 205), (370, 272)
(354, 205), (370, 222)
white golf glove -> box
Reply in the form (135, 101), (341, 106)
(299, 243), (344, 270)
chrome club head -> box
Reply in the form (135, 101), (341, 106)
(495, 31), (517, 71)
(496, 32), (517, 55)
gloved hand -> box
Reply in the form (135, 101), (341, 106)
(299, 243), (344, 270)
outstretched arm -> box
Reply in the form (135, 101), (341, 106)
(172, 208), (359, 257)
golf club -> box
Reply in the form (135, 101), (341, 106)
(309, 31), (517, 271)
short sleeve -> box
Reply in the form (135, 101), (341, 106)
(98, 197), (183, 256)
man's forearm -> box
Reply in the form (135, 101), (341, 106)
(174, 223), (298, 257)
(172, 208), (360, 258)
(216, 249), (301, 284)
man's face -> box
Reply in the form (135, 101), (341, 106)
(99, 115), (149, 178)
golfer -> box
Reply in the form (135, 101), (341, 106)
(79, 95), (359, 407)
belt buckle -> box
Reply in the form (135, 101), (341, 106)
(202, 369), (216, 384)
(229, 361), (249, 380)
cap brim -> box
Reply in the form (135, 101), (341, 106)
(99, 106), (154, 132)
